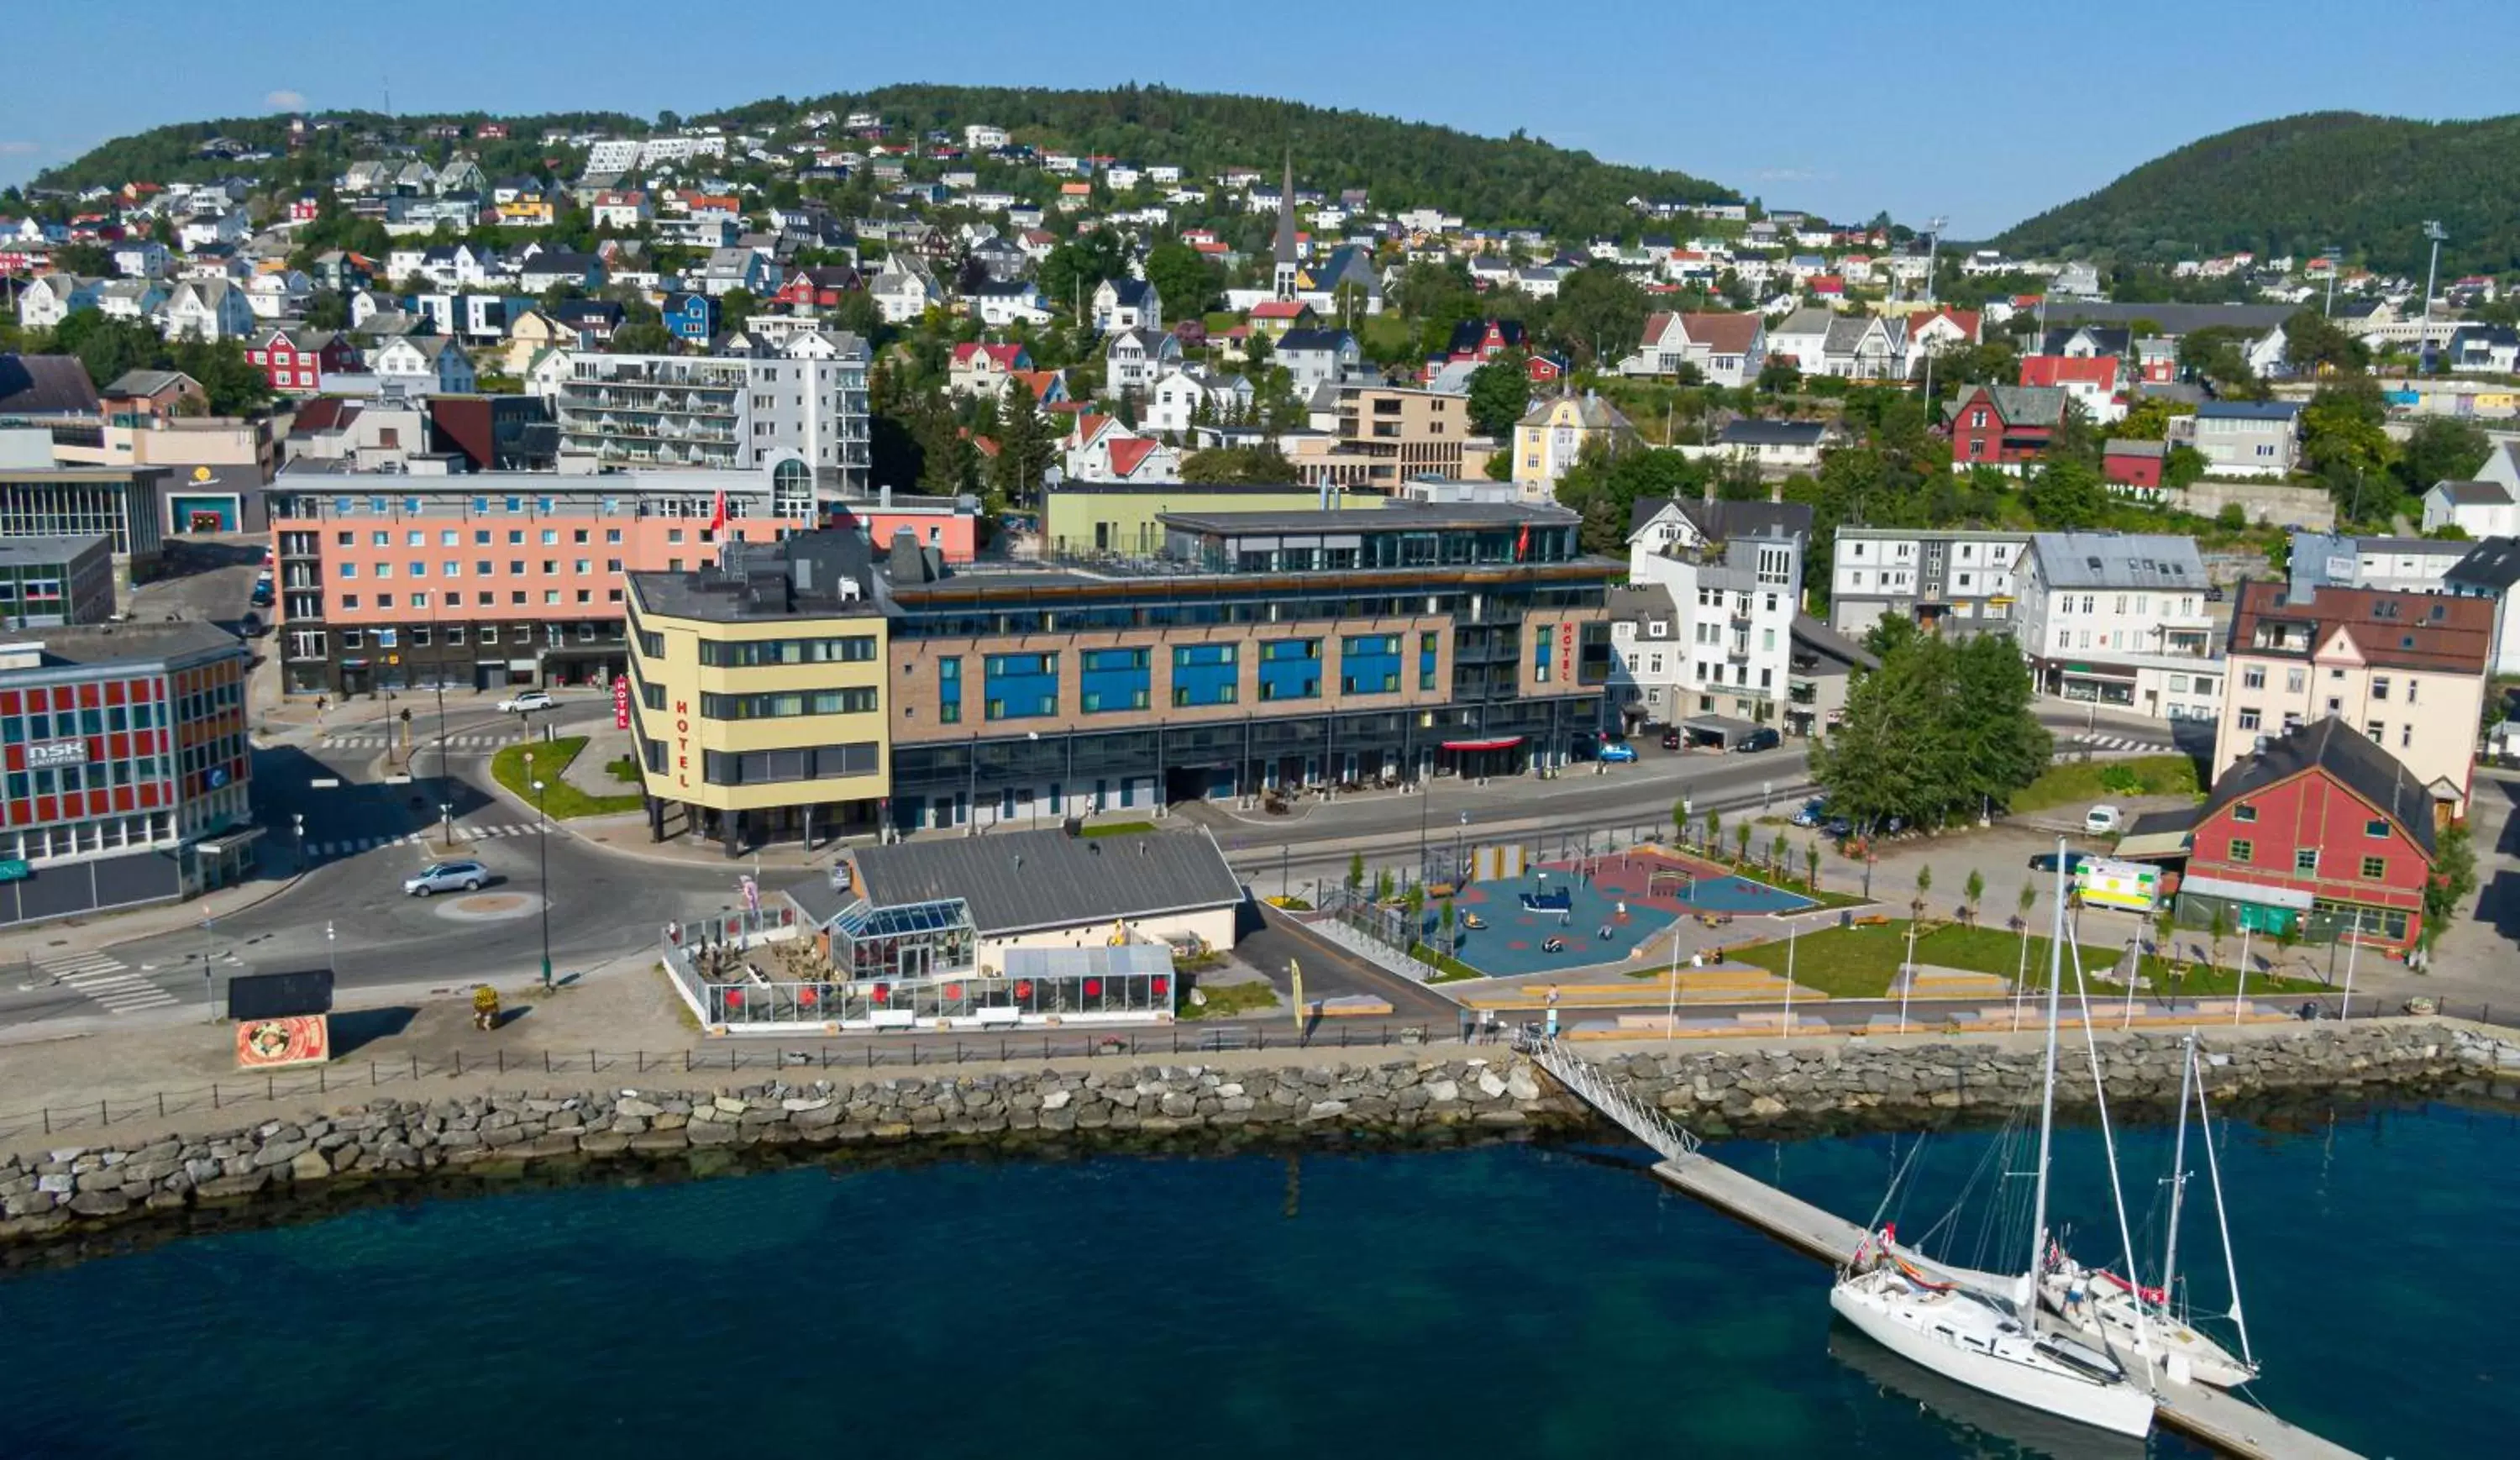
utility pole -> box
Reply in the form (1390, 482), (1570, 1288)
(1922, 215), (1947, 305)
(2421, 221), (2448, 375)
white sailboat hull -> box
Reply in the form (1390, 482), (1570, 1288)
(1830, 1274), (2155, 1439)
(2040, 1270), (2255, 1389)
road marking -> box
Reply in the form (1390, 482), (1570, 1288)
(37, 952), (179, 1012)
(318, 733), (524, 751)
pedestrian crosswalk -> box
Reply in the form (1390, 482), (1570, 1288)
(304, 823), (557, 859)
(319, 733), (522, 750)
(2067, 731), (2176, 756)
(37, 950), (179, 1014)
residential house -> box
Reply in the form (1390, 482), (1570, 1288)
(2020, 352), (2124, 423)
(2286, 533), (2474, 597)
(306, 249), (373, 293)
(160, 278), (255, 340)
(1247, 299), (1316, 340)
(100, 368), (203, 418)
(1512, 391), (1637, 496)
(1290, 244), (1383, 316)
(657, 292), (718, 344)
(1903, 306), (1982, 370)
(1945, 383), (2067, 472)
(1703, 418), (1828, 474)
(247, 328), (360, 394)
(1091, 277), (1162, 333)
(2444, 324), (2519, 374)
(2420, 480), (2520, 538)
(496, 310), (578, 376)
(2443, 537), (2520, 677)
(2177, 717), (2436, 952)
(548, 299), (624, 348)
(2019, 531), (2222, 722)
(1064, 416), (1181, 483)
(515, 250), (606, 294)
(17, 274), (98, 331)
(0, 353), (102, 417)
(371, 335), (477, 398)
(92, 278), (169, 323)
(773, 265), (864, 310)
(2218, 577), (2490, 817)
(870, 255), (942, 323)
(1819, 314), (1909, 381)
(948, 341), (1032, 400)
(1621, 497), (1811, 733)
(1619, 311), (1767, 387)
(967, 279), (1053, 328)
(697, 247), (771, 298)
(1145, 365), (1253, 435)
(2102, 439), (2168, 498)
(1824, 527), (2034, 641)
(1104, 327), (1183, 396)
(1766, 307), (1835, 375)
(244, 268), (314, 321)
(2187, 400), (2301, 479)
(1272, 328), (1362, 396)
(110, 239), (171, 279)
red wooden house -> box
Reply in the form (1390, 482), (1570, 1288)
(2176, 717), (2437, 952)
(2102, 439), (2166, 494)
(247, 328), (360, 395)
(1945, 383), (2066, 470)
(773, 265), (864, 309)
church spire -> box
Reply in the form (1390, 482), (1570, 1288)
(1272, 149), (1299, 301)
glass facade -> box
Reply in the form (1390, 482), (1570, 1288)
(984, 653), (1058, 720)
(1257, 638), (1321, 702)
(1340, 634), (1400, 696)
(1171, 644), (1238, 706)
(1078, 647), (1151, 714)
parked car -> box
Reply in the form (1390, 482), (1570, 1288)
(497, 690), (555, 714)
(239, 611), (265, 637)
(1660, 728), (1683, 751)
(1735, 727), (1782, 753)
(1823, 817), (1854, 838)
(1791, 799), (1829, 828)
(2030, 850), (2097, 875)
(249, 583), (273, 607)
(1598, 742), (1639, 764)
(2083, 803), (2124, 835)
(402, 860), (488, 897)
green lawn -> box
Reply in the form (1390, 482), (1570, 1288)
(1409, 941), (1485, 982)
(1732, 920), (2329, 1000)
(2011, 754), (2198, 813)
(1080, 820), (1157, 838)
(490, 737), (646, 819)
(1182, 979), (1280, 1020)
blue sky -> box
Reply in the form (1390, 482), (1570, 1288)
(7, 0), (2517, 234)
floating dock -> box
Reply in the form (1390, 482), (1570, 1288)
(1524, 1037), (2361, 1459)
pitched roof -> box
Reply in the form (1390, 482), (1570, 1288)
(2196, 399), (2302, 423)
(1950, 382), (2067, 428)
(1719, 418), (1824, 447)
(2228, 578), (2494, 675)
(1105, 436), (1163, 478)
(2019, 354), (2118, 388)
(2445, 536), (2520, 591)
(1274, 328), (1353, 353)
(1516, 391), (1632, 431)
(848, 826), (1243, 937)
(101, 368), (197, 399)
(1103, 277), (1155, 306)
(2432, 480), (2513, 507)
(0, 354), (102, 416)
(1678, 311), (1761, 354)
(2102, 439), (2167, 460)
(2029, 532), (2204, 590)
(2202, 717), (2435, 858)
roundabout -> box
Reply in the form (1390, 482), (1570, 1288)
(431, 891), (546, 923)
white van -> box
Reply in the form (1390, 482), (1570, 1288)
(2083, 804), (2123, 836)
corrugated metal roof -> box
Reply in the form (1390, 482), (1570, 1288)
(851, 827), (1243, 937)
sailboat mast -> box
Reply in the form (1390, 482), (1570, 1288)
(2023, 838), (2070, 1305)
(2161, 1035), (2196, 1313)
(2193, 1056), (2256, 1368)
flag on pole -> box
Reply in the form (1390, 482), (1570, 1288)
(1515, 523), (1530, 561)
(707, 490), (728, 535)
(1289, 958), (1304, 1026)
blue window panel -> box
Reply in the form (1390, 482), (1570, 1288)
(1079, 647), (1150, 714)
(937, 656), (963, 723)
(1340, 634), (1401, 696)
(984, 652), (1060, 721)
(1257, 638), (1322, 702)
(1171, 643), (1239, 707)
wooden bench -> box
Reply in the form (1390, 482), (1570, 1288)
(1851, 913), (1891, 927)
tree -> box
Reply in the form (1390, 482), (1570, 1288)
(1179, 443), (1297, 485)
(1672, 798), (1688, 845)
(1547, 264), (1648, 368)
(1464, 349), (1532, 436)
(612, 321), (675, 354)
(1702, 806), (1721, 854)
(2394, 416), (2491, 496)
(1733, 822), (1752, 866)
(1347, 852), (1364, 890)
(991, 377), (1056, 507)
(306, 290), (350, 331)
(1142, 240), (1219, 319)
(1037, 229), (1131, 323)
(1913, 864), (1934, 922)
(2177, 327), (2265, 399)
(1757, 357), (1802, 396)
(1803, 842), (1820, 893)
(1963, 869), (1986, 927)
(1374, 867), (1395, 901)
(2282, 307), (2369, 376)
(2423, 822), (2477, 951)
(2023, 457), (2109, 530)
(1770, 829), (1790, 876)
(1439, 898), (1457, 954)
(50, 242), (113, 276)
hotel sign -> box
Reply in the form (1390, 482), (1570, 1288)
(613, 676), (631, 730)
(24, 738), (88, 769)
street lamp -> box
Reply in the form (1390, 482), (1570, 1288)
(439, 801), (455, 849)
(2421, 221), (2448, 373)
(1454, 811), (1469, 889)
(531, 767), (552, 992)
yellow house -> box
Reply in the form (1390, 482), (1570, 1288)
(624, 538), (891, 853)
(500, 309), (576, 376)
(496, 197), (556, 228)
(1513, 391), (1637, 496)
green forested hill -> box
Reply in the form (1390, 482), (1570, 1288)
(1996, 111), (2520, 276)
(28, 85), (1735, 242)
(778, 84), (1737, 237)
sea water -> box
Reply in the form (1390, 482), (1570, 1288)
(0, 1097), (2510, 1458)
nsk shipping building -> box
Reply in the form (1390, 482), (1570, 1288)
(624, 500), (1617, 852)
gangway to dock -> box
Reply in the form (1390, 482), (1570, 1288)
(1528, 1037), (2365, 1460)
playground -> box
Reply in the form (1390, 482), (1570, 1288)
(1442, 869), (1680, 979)
(1578, 848), (1822, 917)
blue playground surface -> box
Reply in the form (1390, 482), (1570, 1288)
(1440, 871), (1680, 979)
(1583, 850), (1821, 918)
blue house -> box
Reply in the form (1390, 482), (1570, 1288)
(664, 292), (722, 344)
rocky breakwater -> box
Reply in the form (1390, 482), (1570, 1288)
(1588, 1020), (2520, 1133)
(0, 1054), (1573, 1247)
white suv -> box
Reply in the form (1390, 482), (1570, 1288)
(2083, 804), (2124, 836)
(496, 690), (554, 714)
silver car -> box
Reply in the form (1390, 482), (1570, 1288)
(403, 860), (488, 896)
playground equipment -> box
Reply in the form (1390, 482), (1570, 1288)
(1520, 887), (1573, 913)
(1647, 869), (1697, 901)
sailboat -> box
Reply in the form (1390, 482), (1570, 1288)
(2040, 1034), (2260, 1388)
(1829, 843), (2157, 1439)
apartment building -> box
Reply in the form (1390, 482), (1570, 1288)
(1826, 528), (2032, 639)
(552, 337), (869, 491)
(1321, 385), (1465, 487)
(2213, 579), (2492, 816)
(1624, 497), (1808, 733)
(2284, 533), (2472, 597)
(620, 502), (1617, 848)
(2019, 532), (2223, 722)
(0, 536), (115, 630)
(263, 463), (826, 696)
